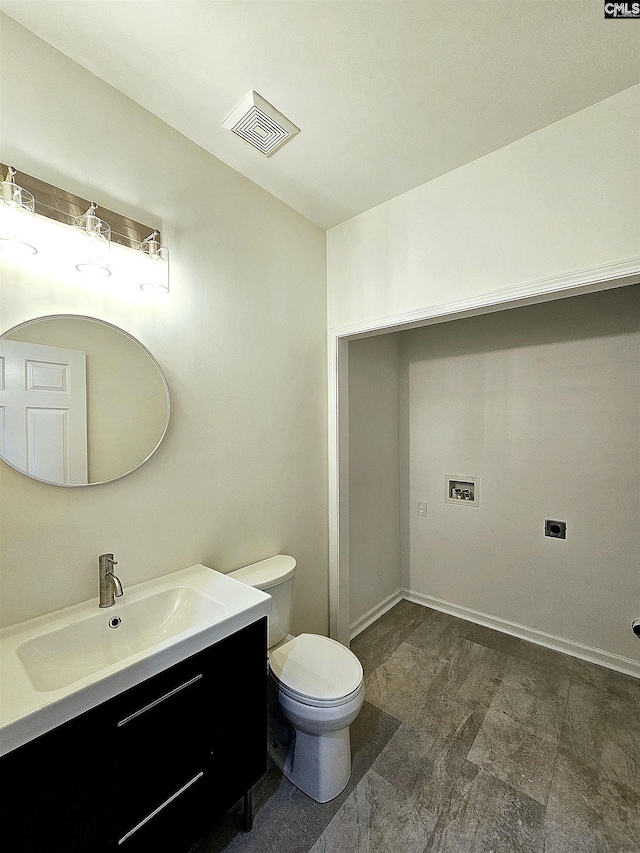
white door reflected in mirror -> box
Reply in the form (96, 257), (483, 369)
(0, 315), (170, 486)
(0, 339), (88, 483)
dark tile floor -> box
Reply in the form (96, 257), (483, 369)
(190, 601), (640, 853)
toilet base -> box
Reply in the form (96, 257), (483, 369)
(267, 706), (353, 803)
(283, 726), (352, 803)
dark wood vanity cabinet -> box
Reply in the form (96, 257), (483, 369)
(1, 617), (267, 853)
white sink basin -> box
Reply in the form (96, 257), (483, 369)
(0, 565), (271, 756)
(17, 586), (225, 692)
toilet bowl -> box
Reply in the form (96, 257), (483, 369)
(268, 633), (364, 802)
(228, 556), (364, 803)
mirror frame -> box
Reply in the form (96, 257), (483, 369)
(0, 314), (171, 487)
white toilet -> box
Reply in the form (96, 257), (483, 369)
(228, 555), (364, 803)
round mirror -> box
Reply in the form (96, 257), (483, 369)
(0, 315), (170, 486)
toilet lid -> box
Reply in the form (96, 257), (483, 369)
(269, 634), (363, 702)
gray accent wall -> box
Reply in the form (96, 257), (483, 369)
(348, 287), (639, 665)
(401, 286), (639, 662)
(348, 334), (402, 625)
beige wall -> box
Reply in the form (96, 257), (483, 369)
(402, 287), (640, 664)
(327, 85), (640, 330)
(0, 16), (328, 632)
(348, 334), (401, 624)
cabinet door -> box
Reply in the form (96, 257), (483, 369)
(107, 618), (267, 851)
(209, 618), (268, 800)
(110, 653), (212, 840)
(1, 700), (114, 853)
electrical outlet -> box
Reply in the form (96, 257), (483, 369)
(545, 519), (567, 539)
(417, 501), (427, 517)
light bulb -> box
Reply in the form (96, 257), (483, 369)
(139, 231), (169, 293)
(75, 203), (111, 277)
(0, 169), (37, 256)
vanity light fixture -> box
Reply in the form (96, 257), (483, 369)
(75, 202), (111, 278)
(0, 166), (37, 256)
(0, 163), (169, 294)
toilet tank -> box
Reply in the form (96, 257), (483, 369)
(228, 555), (296, 649)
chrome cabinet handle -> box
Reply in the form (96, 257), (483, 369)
(117, 673), (203, 727)
(117, 771), (204, 845)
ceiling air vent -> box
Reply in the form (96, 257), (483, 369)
(222, 91), (300, 157)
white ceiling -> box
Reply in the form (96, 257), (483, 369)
(1, 1), (639, 229)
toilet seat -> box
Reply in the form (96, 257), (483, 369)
(271, 672), (364, 709)
(268, 633), (363, 706)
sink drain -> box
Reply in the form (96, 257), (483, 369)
(108, 616), (122, 629)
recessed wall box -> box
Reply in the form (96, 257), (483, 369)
(445, 475), (479, 507)
(545, 519), (567, 539)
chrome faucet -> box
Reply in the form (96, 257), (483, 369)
(99, 553), (124, 608)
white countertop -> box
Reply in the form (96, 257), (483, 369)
(0, 565), (271, 757)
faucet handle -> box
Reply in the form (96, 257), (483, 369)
(99, 553), (118, 567)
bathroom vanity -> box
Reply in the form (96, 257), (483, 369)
(0, 566), (271, 852)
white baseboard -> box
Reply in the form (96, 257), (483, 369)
(403, 589), (640, 680)
(349, 589), (404, 641)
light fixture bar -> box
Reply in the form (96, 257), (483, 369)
(0, 163), (161, 251)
